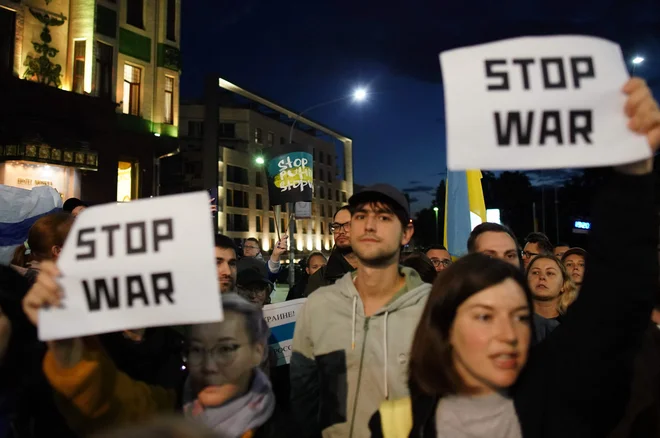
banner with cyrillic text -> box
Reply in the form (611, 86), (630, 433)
(440, 35), (650, 170)
(39, 192), (223, 341)
(264, 298), (305, 366)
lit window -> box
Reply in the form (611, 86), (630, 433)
(117, 161), (134, 202)
(123, 64), (141, 116)
(164, 76), (174, 124)
(72, 40), (86, 94)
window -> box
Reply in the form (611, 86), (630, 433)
(281, 218), (286, 233)
(226, 189), (248, 208)
(95, 42), (113, 100)
(320, 169), (324, 181)
(267, 132), (274, 147)
(269, 217), (275, 232)
(327, 189), (331, 200)
(254, 128), (262, 144)
(328, 171), (332, 183)
(127, 0), (144, 29)
(72, 40), (86, 94)
(330, 206), (334, 218)
(226, 214), (249, 232)
(327, 155), (332, 165)
(336, 190), (340, 202)
(226, 165), (249, 184)
(321, 222), (325, 235)
(123, 64), (141, 116)
(188, 121), (204, 138)
(256, 216), (262, 233)
(166, 0), (176, 41)
(164, 76), (174, 124)
(218, 123), (235, 138)
(342, 191), (347, 202)
(117, 161), (136, 202)
(256, 194), (263, 210)
(256, 171), (262, 187)
(321, 205), (325, 217)
(320, 187), (325, 199)
(280, 136), (285, 145)
(0, 8), (16, 76)
(319, 151), (325, 163)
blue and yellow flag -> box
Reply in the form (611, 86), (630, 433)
(444, 170), (487, 257)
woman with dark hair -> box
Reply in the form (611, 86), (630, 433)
(401, 252), (437, 284)
(369, 78), (660, 438)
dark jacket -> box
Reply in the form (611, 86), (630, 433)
(370, 173), (658, 438)
(608, 323), (660, 438)
(304, 250), (355, 296)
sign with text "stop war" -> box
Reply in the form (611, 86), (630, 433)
(440, 35), (650, 170)
(39, 192), (223, 341)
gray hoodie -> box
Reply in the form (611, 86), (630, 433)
(290, 267), (431, 438)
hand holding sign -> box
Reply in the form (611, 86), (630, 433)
(271, 234), (288, 259)
(440, 35), (651, 170)
(37, 192), (223, 341)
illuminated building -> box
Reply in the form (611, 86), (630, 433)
(0, 0), (181, 202)
(176, 78), (354, 254)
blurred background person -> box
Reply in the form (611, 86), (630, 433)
(522, 232), (554, 269)
(425, 244), (452, 273)
(62, 197), (88, 217)
(402, 252), (438, 284)
(287, 252), (327, 301)
(562, 248), (587, 293)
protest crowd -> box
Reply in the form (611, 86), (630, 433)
(1, 49), (660, 438)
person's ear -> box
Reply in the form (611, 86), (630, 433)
(401, 223), (414, 246)
(52, 246), (62, 259)
(250, 342), (265, 368)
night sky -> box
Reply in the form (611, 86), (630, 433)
(181, 0), (660, 212)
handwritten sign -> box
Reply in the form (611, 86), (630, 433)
(266, 144), (314, 206)
(38, 192), (223, 341)
(440, 35), (650, 170)
(264, 298), (305, 366)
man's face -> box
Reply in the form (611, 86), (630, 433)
(563, 254), (585, 285)
(215, 247), (237, 293)
(306, 255), (326, 276)
(426, 249), (452, 272)
(331, 209), (352, 249)
(554, 246), (570, 259)
(522, 242), (543, 269)
(237, 284), (270, 308)
(243, 241), (260, 258)
(350, 202), (413, 267)
(474, 231), (520, 269)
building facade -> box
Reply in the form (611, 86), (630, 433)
(0, 0), (180, 203)
(177, 78), (354, 255)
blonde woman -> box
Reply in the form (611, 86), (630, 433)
(527, 255), (578, 322)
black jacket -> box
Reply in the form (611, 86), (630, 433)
(304, 250), (355, 296)
(370, 173), (658, 438)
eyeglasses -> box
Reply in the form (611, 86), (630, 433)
(430, 258), (452, 268)
(521, 251), (539, 259)
(330, 221), (351, 233)
(187, 344), (242, 366)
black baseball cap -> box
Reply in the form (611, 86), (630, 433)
(236, 258), (272, 288)
(62, 198), (88, 213)
(348, 183), (410, 218)
(561, 247), (588, 262)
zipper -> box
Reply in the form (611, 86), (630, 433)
(348, 316), (370, 438)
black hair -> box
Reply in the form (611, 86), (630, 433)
(402, 252), (437, 284)
(467, 222), (519, 254)
(306, 251), (327, 267)
(426, 244), (449, 253)
(524, 232), (553, 255)
(352, 193), (410, 228)
(214, 234), (238, 256)
(555, 242), (571, 249)
(333, 205), (353, 221)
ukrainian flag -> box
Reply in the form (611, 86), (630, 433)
(444, 170), (487, 257)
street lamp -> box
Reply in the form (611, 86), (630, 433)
(255, 155), (265, 165)
(632, 56), (644, 74)
(433, 206), (439, 243)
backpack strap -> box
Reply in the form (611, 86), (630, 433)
(379, 397), (413, 438)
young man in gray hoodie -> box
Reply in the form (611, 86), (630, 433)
(290, 184), (431, 438)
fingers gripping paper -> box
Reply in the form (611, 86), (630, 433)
(39, 192), (223, 341)
(440, 35), (650, 170)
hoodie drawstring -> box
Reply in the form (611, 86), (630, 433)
(383, 310), (389, 400)
(351, 296), (357, 351)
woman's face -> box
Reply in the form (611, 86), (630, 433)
(563, 254), (585, 285)
(188, 311), (263, 394)
(450, 278), (531, 394)
(527, 258), (564, 300)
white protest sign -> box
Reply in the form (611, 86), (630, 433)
(263, 298), (305, 366)
(294, 201), (312, 219)
(39, 192), (223, 341)
(440, 35), (650, 170)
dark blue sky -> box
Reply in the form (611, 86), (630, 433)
(181, 0), (660, 211)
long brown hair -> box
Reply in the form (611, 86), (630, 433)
(408, 253), (533, 396)
(527, 255), (578, 315)
(11, 212), (74, 267)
